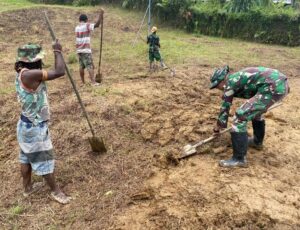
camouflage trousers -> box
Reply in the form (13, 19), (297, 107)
(78, 53), (94, 70)
(232, 80), (289, 133)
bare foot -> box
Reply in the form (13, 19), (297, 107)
(23, 182), (45, 197)
(50, 191), (71, 204)
(92, 82), (100, 86)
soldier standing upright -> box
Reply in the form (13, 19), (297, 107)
(210, 66), (289, 168)
(147, 26), (166, 71)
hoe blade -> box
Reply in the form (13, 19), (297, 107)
(88, 136), (107, 154)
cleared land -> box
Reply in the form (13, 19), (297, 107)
(0, 4), (300, 229)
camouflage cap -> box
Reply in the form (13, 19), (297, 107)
(16, 43), (45, 63)
(210, 65), (229, 89)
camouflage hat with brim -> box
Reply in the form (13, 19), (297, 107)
(16, 43), (45, 63)
(210, 65), (230, 89)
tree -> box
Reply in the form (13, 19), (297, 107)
(225, 0), (272, 13)
(156, 0), (193, 17)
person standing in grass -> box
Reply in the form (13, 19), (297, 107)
(147, 26), (167, 71)
(15, 40), (71, 204)
(75, 9), (104, 86)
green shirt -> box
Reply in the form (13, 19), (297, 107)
(147, 33), (160, 52)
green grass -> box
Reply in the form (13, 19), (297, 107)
(92, 87), (110, 97)
(92, 87), (125, 97)
(0, 0), (99, 12)
(67, 52), (78, 64)
(100, 23), (300, 71)
(9, 205), (24, 216)
(0, 0), (36, 12)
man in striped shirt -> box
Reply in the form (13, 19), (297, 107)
(75, 10), (104, 86)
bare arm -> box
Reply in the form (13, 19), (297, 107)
(94, 9), (104, 28)
(21, 40), (65, 90)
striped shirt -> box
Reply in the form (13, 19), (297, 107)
(75, 22), (95, 53)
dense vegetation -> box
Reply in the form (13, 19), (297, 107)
(189, 2), (300, 46)
(31, 0), (300, 46)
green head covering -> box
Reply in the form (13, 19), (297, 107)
(16, 43), (45, 63)
(209, 65), (229, 89)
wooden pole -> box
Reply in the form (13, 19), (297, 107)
(148, 0), (151, 34)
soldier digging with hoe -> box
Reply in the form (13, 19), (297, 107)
(210, 66), (289, 168)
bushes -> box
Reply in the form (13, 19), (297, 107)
(30, 0), (122, 5)
(155, 0), (193, 22)
(118, 0), (300, 46)
(121, 0), (149, 9)
(189, 4), (300, 46)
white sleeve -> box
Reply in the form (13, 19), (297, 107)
(89, 24), (95, 31)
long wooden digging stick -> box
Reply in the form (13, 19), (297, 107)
(44, 12), (96, 136)
(96, 14), (104, 81)
(44, 12), (106, 153)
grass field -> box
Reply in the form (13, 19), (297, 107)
(0, 0), (35, 12)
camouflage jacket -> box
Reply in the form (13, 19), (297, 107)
(147, 33), (160, 52)
(217, 67), (287, 128)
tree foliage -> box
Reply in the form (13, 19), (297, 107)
(225, 0), (273, 13)
(155, 0), (193, 21)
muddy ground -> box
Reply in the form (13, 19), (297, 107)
(0, 7), (299, 230)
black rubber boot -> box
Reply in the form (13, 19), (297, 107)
(219, 132), (248, 168)
(248, 120), (265, 150)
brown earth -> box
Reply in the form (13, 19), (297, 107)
(0, 7), (299, 230)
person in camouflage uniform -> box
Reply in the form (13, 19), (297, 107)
(210, 66), (289, 168)
(147, 26), (166, 71)
(15, 41), (71, 204)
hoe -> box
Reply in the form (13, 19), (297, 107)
(95, 10), (104, 83)
(180, 102), (283, 160)
(44, 12), (107, 154)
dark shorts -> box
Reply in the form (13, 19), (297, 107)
(78, 53), (94, 70)
(149, 51), (162, 62)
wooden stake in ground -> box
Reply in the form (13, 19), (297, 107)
(44, 12), (107, 154)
